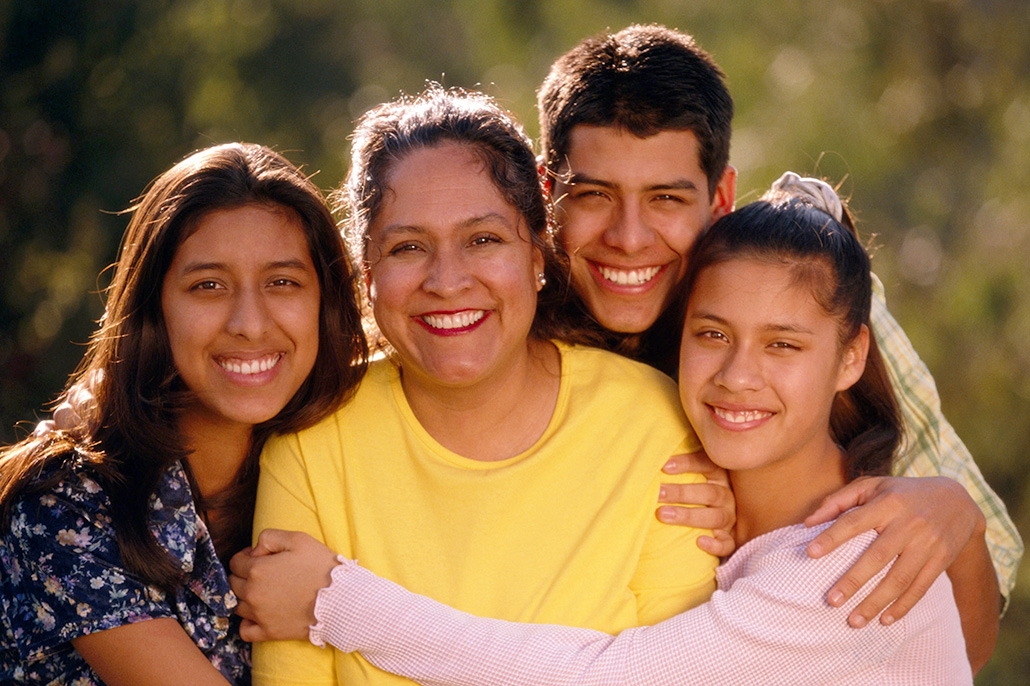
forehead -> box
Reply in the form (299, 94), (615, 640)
(374, 143), (520, 231)
(559, 125), (708, 192)
(174, 204), (311, 263)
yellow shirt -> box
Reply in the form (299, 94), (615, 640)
(252, 343), (717, 685)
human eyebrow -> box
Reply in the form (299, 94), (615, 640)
(688, 312), (813, 336)
(647, 180), (700, 193)
(460, 212), (515, 230)
(178, 259), (311, 275)
(563, 173), (616, 189)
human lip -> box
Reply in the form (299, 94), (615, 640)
(708, 404), (774, 428)
(417, 309), (488, 333)
(591, 262), (665, 287)
(216, 353), (283, 376)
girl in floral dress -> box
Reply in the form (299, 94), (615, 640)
(0, 143), (366, 685)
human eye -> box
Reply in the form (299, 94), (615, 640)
(470, 233), (503, 247)
(387, 241), (423, 256)
(695, 328), (728, 344)
(567, 185), (610, 203)
(769, 340), (801, 352)
(189, 279), (224, 292)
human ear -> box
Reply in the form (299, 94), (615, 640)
(836, 324), (870, 392)
(709, 165), (737, 221)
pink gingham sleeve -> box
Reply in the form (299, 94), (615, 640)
(310, 527), (971, 686)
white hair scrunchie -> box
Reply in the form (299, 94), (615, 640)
(771, 171), (844, 223)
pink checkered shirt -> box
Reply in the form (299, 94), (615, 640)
(310, 522), (972, 685)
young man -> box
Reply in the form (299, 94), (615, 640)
(536, 24), (1021, 670)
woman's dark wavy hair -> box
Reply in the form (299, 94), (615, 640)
(0, 143), (367, 589)
(679, 187), (902, 480)
(337, 84), (602, 349)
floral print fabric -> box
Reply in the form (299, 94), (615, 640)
(0, 459), (249, 684)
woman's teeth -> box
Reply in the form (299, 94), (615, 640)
(218, 353), (282, 375)
(421, 310), (485, 329)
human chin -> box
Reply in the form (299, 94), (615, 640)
(572, 266), (673, 334)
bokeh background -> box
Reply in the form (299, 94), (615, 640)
(1, 0), (1027, 680)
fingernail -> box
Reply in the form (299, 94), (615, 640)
(828, 590), (844, 606)
(659, 486), (667, 499)
(881, 614), (894, 626)
(850, 614), (868, 628)
(657, 506), (674, 522)
(808, 541), (824, 556)
(663, 459), (676, 471)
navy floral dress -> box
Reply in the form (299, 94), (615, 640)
(0, 459), (250, 684)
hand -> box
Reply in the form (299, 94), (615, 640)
(657, 450), (736, 557)
(229, 529), (340, 642)
(32, 374), (100, 437)
(804, 475), (983, 627)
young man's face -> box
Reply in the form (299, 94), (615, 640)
(552, 125), (735, 334)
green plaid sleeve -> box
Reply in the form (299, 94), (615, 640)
(871, 273), (1023, 610)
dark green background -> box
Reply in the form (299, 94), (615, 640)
(2, 1), (1027, 680)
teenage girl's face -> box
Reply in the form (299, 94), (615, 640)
(678, 257), (867, 476)
(161, 203), (321, 432)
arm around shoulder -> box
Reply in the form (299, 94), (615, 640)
(870, 274), (1023, 604)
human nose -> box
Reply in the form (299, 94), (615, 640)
(226, 286), (272, 339)
(422, 247), (474, 298)
(714, 344), (763, 393)
(603, 200), (656, 253)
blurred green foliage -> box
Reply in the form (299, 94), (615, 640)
(1, 0), (1027, 680)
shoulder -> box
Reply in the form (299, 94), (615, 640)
(725, 520), (878, 587)
(3, 458), (114, 542)
(282, 357), (397, 438)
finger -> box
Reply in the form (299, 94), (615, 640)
(806, 506), (879, 558)
(823, 534), (902, 610)
(658, 482), (730, 507)
(252, 528), (292, 556)
(32, 419), (56, 438)
(234, 598), (256, 622)
(239, 618), (268, 643)
(662, 451), (713, 476)
(52, 402), (81, 431)
(656, 504), (734, 532)
(229, 548), (255, 577)
(846, 553), (941, 628)
(697, 531), (736, 558)
(804, 476), (883, 527)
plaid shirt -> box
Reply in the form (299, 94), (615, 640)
(872, 273), (1023, 606)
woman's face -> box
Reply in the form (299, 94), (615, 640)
(678, 257), (866, 476)
(365, 141), (544, 391)
(161, 203), (321, 431)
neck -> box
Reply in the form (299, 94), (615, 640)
(179, 411), (252, 500)
(401, 338), (561, 461)
(730, 436), (848, 546)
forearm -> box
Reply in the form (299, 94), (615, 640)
(312, 558), (640, 686)
(946, 513), (999, 673)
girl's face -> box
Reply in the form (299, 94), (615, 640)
(161, 203), (321, 432)
(678, 257), (867, 476)
(365, 142), (544, 391)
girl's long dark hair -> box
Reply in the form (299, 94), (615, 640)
(0, 143), (367, 589)
(681, 184), (902, 480)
